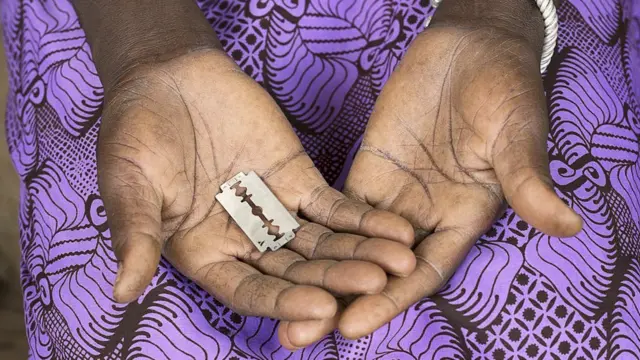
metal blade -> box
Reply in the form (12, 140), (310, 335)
(215, 171), (299, 252)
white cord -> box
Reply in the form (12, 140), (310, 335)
(428, 0), (558, 73)
(535, 0), (558, 73)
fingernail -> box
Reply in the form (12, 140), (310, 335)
(115, 261), (123, 287)
(114, 262), (125, 301)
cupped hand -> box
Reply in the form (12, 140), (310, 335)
(337, 27), (584, 338)
(279, 26), (584, 346)
(97, 49), (416, 324)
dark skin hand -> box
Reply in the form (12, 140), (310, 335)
(279, 0), (581, 348)
(100, 49), (416, 317)
(75, 0), (574, 349)
(74, 0), (417, 327)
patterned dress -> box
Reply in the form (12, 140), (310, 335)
(2, 0), (639, 358)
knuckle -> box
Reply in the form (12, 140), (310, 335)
(310, 231), (333, 259)
(415, 256), (448, 294)
(380, 290), (402, 312)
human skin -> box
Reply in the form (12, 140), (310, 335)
(278, 0), (581, 349)
(72, 0), (418, 325)
(72, 0), (580, 350)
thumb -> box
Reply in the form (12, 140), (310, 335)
(99, 159), (163, 303)
(492, 104), (582, 238)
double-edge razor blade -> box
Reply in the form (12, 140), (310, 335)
(215, 171), (299, 252)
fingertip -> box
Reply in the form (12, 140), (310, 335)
(113, 269), (145, 303)
(353, 239), (417, 277)
(112, 262), (155, 303)
(113, 289), (134, 304)
(393, 252), (417, 278)
(281, 317), (338, 350)
(510, 179), (583, 238)
(361, 210), (415, 246)
(338, 295), (395, 340)
(568, 212), (583, 236)
(112, 238), (162, 303)
(360, 264), (387, 295)
(396, 220), (415, 246)
(547, 204), (583, 238)
(311, 290), (338, 319)
(113, 262), (131, 303)
(382, 243), (416, 277)
(278, 322), (301, 351)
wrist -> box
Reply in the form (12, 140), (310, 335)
(73, 0), (222, 93)
(97, 30), (221, 95)
(430, 0), (547, 58)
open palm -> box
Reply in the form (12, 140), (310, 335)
(97, 50), (416, 325)
(337, 27), (584, 338)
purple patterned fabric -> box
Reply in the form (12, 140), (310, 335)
(1, 0), (640, 358)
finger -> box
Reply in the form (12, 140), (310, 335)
(98, 160), (163, 303)
(299, 185), (414, 246)
(278, 298), (349, 350)
(288, 220), (416, 276)
(194, 260), (337, 321)
(278, 317), (338, 350)
(249, 248), (387, 295)
(492, 102), (582, 238)
(339, 227), (478, 339)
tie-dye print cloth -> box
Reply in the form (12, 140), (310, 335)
(2, 0), (640, 358)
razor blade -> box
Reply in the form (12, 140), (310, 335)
(215, 171), (299, 252)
